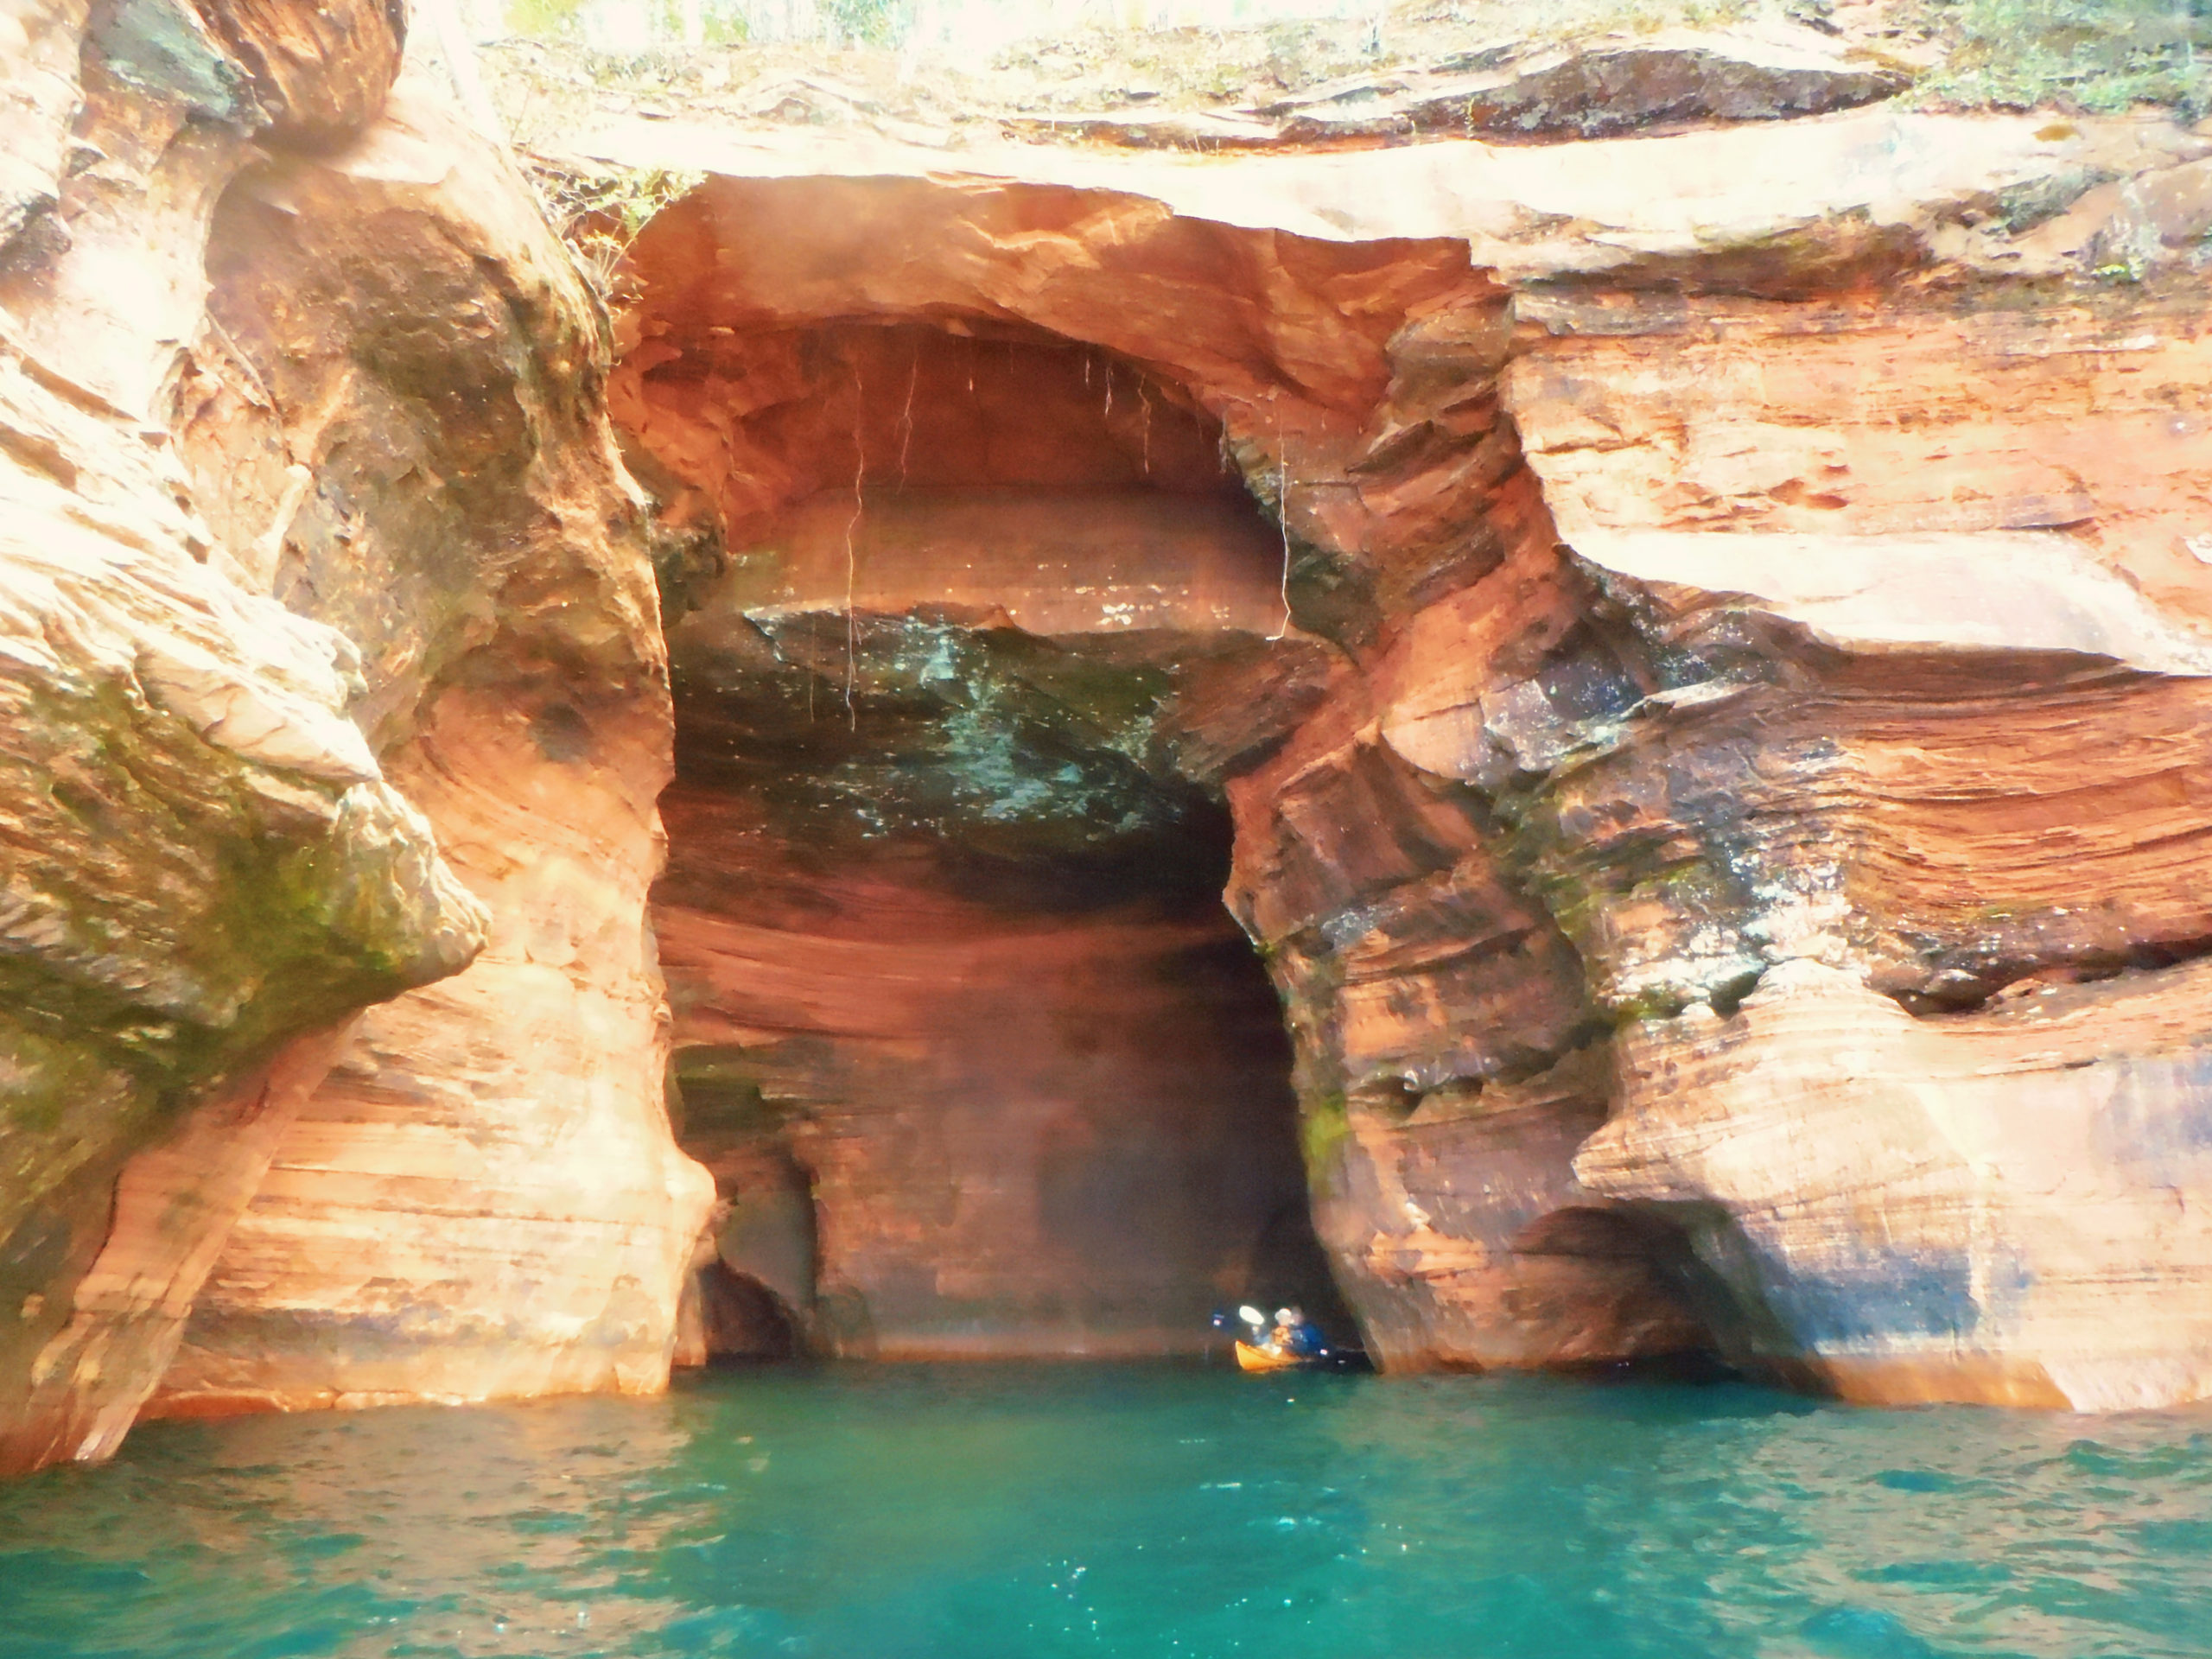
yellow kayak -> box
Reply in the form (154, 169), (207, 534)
(1235, 1340), (1305, 1374)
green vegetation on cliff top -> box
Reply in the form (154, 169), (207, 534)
(475, 0), (2212, 158)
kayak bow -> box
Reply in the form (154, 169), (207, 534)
(1234, 1340), (1308, 1374)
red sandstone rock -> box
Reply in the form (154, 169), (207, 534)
(8, 0), (2212, 1463)
(0, 0), (85, 252)
(1, 1), (709, 1465)
(0, 3), (484, 1471)
(1582, 958), (2212, 1410)
(575, 103), (2209, 289)
(1310, 1047), (1713, 1372)
(154, 680), (711, 1415)
(655, 793), (1332, 1357)
(1255, 24), (1914, 143)
(8, 1025), (356, 1465)
(630, 296), (1351, 1355)
(152, 82), (712, 1418)
(601, 100), (2212, 1404)
(1503, 290), (2212, 632)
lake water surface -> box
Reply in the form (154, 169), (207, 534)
(2, 1363), (2207, 1658)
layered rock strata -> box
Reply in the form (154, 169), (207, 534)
(599, 88), (2212, 1405)
(658, 795), (1333, 1358)
(0, 0), (487, 1472)
(0, 0), (707, 1466)
(148, 85), (711, 1419)
(4, 2), (2211, 1466)
(639, 317), (1344, 1354)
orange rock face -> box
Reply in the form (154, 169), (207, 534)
(603, 100), (2212, 1406)
(656, 789), (1336, 1357)
(0, 0), (493, 1471)
(10, 3), (2212, 1475)
(1503, 288), (2212, 631)
(629, 295), (1351, 1354)
(149, 86), (712, 1419)
(153, 680), (710, 1416)
(1581, 959), (2212, 1410)
(609, 162), (1662, 1376)
(1, 1), (707, 1466)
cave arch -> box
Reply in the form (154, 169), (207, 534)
(617, 171), (1724, 1376)
(697, 1262), (806, 1363)
(642, 307), (1356, 1358)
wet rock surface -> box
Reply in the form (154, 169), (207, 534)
(638, 313), (1347, 1357)
(3, 3), (2212, 1473)
(602, 81), (2212, 1406)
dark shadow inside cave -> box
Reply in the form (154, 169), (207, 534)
(662, 791), (1354, 1363)
(642, 318), (1351, 1362)
(697, 1262), (805, 1363)
(1502, 1205), (1740, 1382)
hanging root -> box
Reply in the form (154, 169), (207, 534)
(845, 365), (865, 729)
(1268, 409), (1293, 642)
(897, 345), (918, 489)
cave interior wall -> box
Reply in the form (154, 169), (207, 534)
(619, 187), (1726, 1375)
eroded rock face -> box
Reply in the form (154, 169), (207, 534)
(1503, 289), (2212, 633)
(0, 0), (86, 253)
(151, 676), (709, 1415)
(0, 2), (706, 1465)
(1582, 959), (2212, 1410)
(0, 0), (491, 1478)
(1250, 23), (1913, 145)
(607, 164), (1717, 1376)
(627, 308), (1347, 1354)
(1469, 527), (2212, 1403)
(0, 0), (490, 1470)
(602, 92), (2212, 1405)
(657, 791), (1338, 1357)
(148, 83), (712, 1418)
(7, 0), (2212, 1461)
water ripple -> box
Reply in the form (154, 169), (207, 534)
(0, 1367), (2205, 1659)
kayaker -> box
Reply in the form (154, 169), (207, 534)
(1269, 1306), (1325, 1359)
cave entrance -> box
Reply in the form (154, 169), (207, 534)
(696, 1262), (805, 1363)
(643, 319), (1348, 1360)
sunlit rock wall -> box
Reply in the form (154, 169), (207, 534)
(4, 0), (2210, 1467)
(147, 81), (712, 1419)
(0, 0), (708, 1467)
(0, 0), (487, 1470)
(601, 86), (2212, 1405)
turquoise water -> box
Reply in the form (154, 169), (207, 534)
(2, 1365), (2209, 1659)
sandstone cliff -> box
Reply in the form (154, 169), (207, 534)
(589, 69), (2212, 1408)
(147, 78), (713, 1422)
(0, 0), (707, 1467)
(4, 1), (2212, 1475)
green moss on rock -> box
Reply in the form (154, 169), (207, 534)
(0, 664), (481, 1284)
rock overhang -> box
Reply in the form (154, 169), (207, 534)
(575, 80), (2212, 1405)
(3, 0), (2211, 1465)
